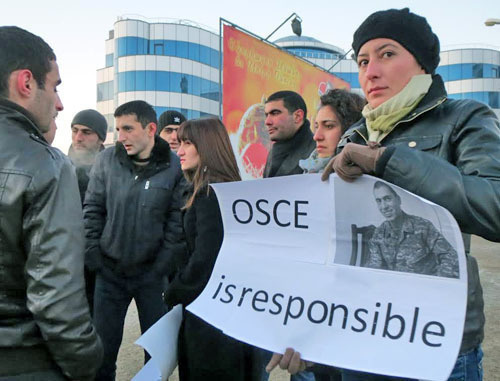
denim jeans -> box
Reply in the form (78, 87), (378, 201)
(341, 346), (483, 381)
(93, 266), (167, 381)
(260, 349), (316, 381)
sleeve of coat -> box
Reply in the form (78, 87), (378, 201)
(24, 155), (103, 381)
(83, 150), (107, 271)
(163, 188), (223, 308)
(154, 171), (187, 277)
(377, 101), (500, 242)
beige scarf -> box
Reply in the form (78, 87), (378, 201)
(363, 74), (432, 142)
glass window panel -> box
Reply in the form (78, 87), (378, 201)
(489, 92), (499, 108)
(117, 38), (127, 57)
(118, 73), (126, 92)
(176, 41), (188, 59)
(105, 54), (114, 67)
(448, 64), (461, 81)
(211, 49), (219, 69)
(472, 63), (483, 79)
(125, 71), (135, 91)
(135, 71), (146, 91)
(189, 42), (200, 61)
(170, 72), (182, 92)
(200, 45), (210, 65)
(165, 40), (176, 56)
(154, 43), (164, 55)
(192, 76), (201, 96)
(156, 71), (169, 92)
(146, 71), (156, 91)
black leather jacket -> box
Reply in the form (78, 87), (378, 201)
(0, 99), (103, 379)
(84, 137), (185, 277)
(338, 75), (500, 353)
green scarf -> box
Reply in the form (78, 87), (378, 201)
(363, 74), (432, 142)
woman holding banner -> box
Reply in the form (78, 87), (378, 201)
(162, 118), (261, 381)
(269, 7), (499, 381)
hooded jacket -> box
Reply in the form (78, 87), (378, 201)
(0, 99), (103, 379)
(337, 74), (500, 353)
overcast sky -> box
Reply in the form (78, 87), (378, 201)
(1, 0), (499, 152)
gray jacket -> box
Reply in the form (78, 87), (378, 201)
(338, 75), (500, 353)
(0, 99), (103, 379)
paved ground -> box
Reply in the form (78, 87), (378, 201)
(116, 235), (499, 381)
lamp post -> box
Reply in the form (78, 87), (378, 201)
(485, 18), (500, 26)
(265, 12), (302, 41)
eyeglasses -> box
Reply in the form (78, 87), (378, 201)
(162, 127), (179, 134)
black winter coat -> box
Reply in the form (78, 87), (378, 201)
(163, 186), (261, 381)
(83, 136), (185, 276)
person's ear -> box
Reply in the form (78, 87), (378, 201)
(293, 109), (305, 125)
(147, 122), (157, 136)
(14, 69), (36, 98)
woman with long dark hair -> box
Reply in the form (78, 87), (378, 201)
(162, 118), (260, 380)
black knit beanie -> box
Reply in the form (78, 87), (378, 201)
(352, 8), (440, 74)
(71, 109), (107, 141)
(158, 110), (186, 128)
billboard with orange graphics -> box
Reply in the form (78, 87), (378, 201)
(223, 24), (350, 180)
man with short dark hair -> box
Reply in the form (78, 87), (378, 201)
(84, 100), (185, 380)
(367, 181), (459, 278)
(0, 26), (102, 380)
(263, 90), (315, 178)
(158, 109), (186, 152)
(262, 90), (316, 381)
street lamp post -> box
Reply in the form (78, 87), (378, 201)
(265, 12), (302, 41)
(485, 18), (500, 26)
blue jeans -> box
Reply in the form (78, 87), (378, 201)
(93, 266), (167, 381)
(260, 349), (316, 381)
(341, 346), (483, 381)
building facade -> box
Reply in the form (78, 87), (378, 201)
(96, 17), (221, 143)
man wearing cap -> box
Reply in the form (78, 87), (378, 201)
(158, 110), (186, 152)
(68, 109), (107, 203)
(268, 8), (500, 381)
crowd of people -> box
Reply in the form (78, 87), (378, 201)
(1, 6), (499, 381)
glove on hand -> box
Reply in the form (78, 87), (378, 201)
(321, 142), (386, 182)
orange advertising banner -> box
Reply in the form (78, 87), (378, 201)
(223, 24), (350, 180)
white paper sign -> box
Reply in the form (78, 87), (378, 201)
(133, 305), (183, 381)
(187, 174), (467, 381)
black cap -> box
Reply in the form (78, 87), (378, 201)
(352, 8), (440, 74)
(71, 109), (107, 141)
(158, 110), (186, 129)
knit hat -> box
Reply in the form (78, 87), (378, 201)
(158, 110), (186, 129)
(71, 109), (107, 141)
(352, 8), (440, 74)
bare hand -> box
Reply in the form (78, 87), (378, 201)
(265, 348), (314, 375)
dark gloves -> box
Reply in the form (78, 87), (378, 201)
(321, 142), (386, 182)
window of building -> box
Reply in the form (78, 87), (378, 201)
(472, 63), (483, 78)
(105, 54), (114, 68)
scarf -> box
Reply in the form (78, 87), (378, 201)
(363, 74), (432, 142)
(299, 149), (331, 173)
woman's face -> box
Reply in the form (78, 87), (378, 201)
(357, 38), (425, 109)
(177, 139), (200, 171)
(313, 105), (343, 158)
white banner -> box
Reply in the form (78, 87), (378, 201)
(187, 174), (467, 381)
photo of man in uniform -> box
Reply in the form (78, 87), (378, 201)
(365, 181), (459, 278)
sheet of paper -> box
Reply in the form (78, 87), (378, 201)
(188, 174), (467, 381)
(133, 305), (183, 381)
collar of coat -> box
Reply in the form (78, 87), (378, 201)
(0, 97), (47, 141)
(340, 74), (447, 144)
(115, 135), (172, 173)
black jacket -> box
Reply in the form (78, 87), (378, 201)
(163, 186), (261, 380)
(83, 136), (185, 276)
(263, 120), (316, 178)
(338, 74), (500, 353)
(0, 99), (102, 379)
